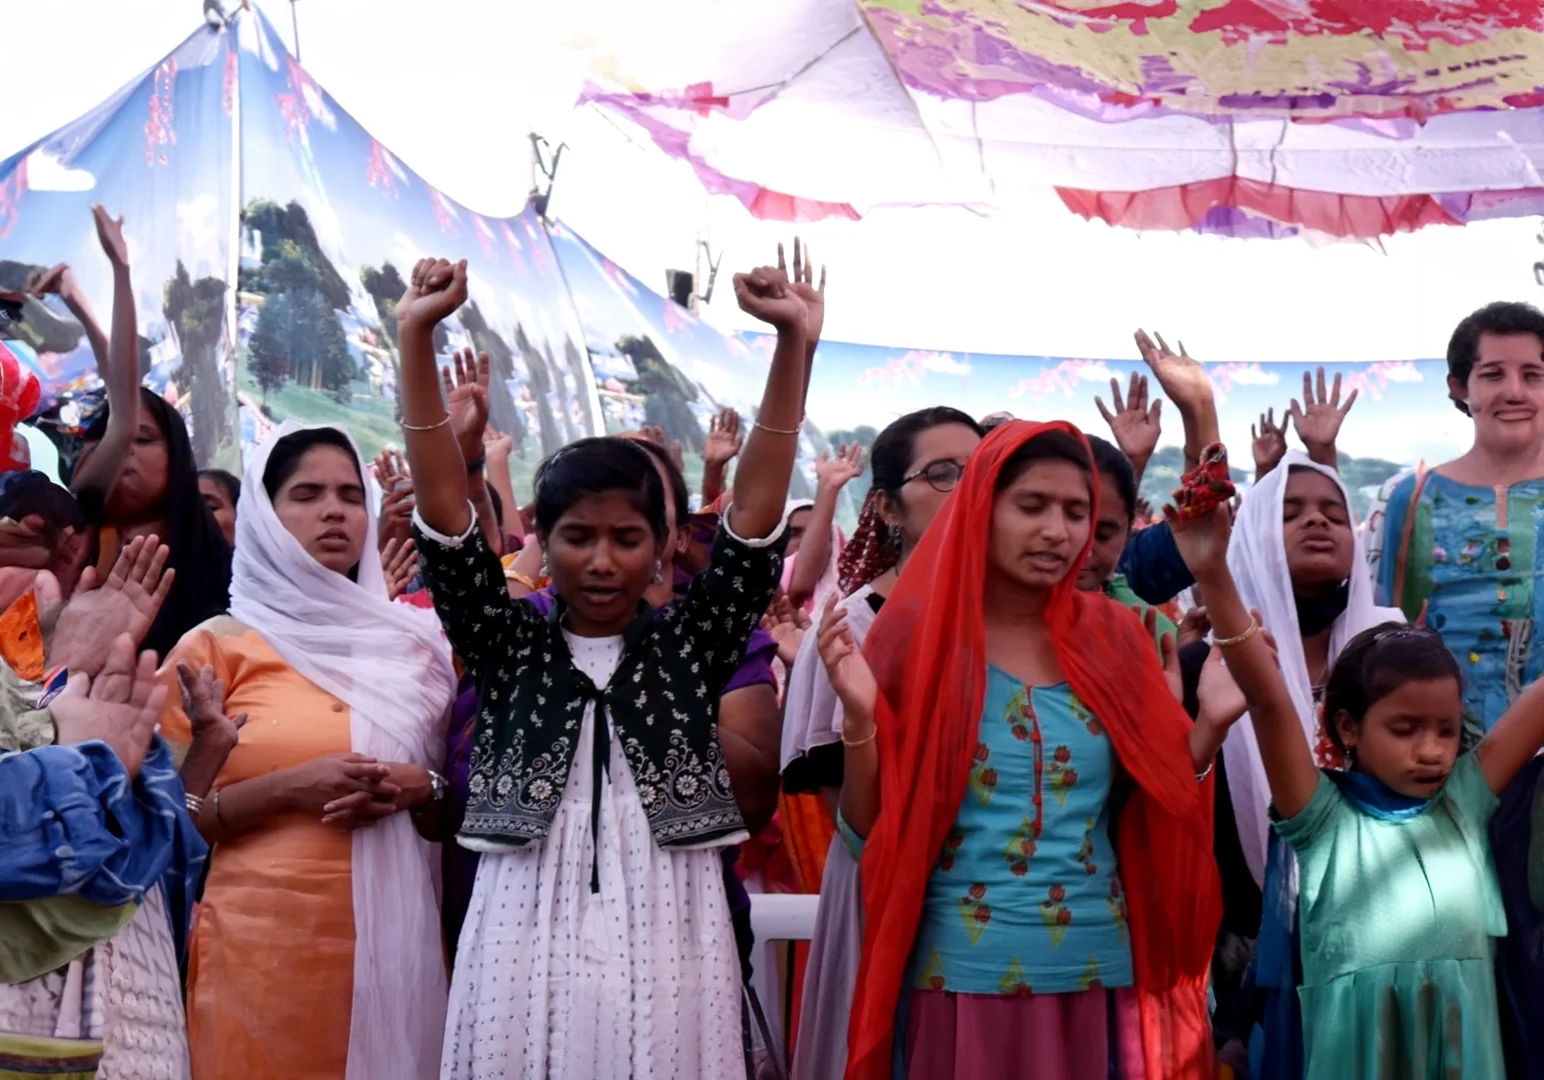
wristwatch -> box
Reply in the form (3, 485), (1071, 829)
(411, 769), (448, 815)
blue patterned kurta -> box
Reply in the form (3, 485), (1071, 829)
(904, 670), (1133, 995)
(1369, 472), (1544, 734)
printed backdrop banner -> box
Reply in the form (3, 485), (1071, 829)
(790, 339), (1471, 516)
(0, 25), (238, 468)
(234, 11), (599, 495)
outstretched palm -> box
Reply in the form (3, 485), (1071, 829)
(1251, 408), (1288, 477)
(1096, 373), (1162, 464)
(1135, 330), (1212, 414)
(442, 348), (490, 463)
(1289, 368), (1357, 459)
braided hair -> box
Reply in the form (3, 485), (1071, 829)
(837, 488), (890, 596)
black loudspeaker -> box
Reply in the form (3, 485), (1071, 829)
(665, 270), (695, 308)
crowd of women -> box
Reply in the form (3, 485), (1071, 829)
(5, 205), (1544, 1080)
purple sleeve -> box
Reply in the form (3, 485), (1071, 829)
(522, 587), (557, 616)
(723, 627), (777, 695)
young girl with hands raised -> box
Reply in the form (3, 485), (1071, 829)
(1168, 452), (1543, 1079)
(398, 255), (810, 1078)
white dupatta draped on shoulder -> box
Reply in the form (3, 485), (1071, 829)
(1222, 451), (1404, 888)
(230, 422), (457, 1080)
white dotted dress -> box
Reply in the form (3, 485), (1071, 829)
(440, 632), (743, 1080)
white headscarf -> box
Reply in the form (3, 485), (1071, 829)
(780, 498), (844, 615)
(1222, 451), (1404, 887)
(230, 422), (456, 1080)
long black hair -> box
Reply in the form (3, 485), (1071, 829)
(83, 389), (233, 657)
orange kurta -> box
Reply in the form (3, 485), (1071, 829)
(158, 616), (354, 1080)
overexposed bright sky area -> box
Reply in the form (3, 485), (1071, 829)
(6, 0), (1544, 368)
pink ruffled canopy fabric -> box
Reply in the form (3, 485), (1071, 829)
(576, 0), (1544, 238)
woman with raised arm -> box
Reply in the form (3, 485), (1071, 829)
(782, 406), (983, 1080)
(69, 208), (232, 660)
(815, 420), (1222, 1080)
(158, 423), (457, 1080)
(398, 256), (806, 1078)
(1169, 450), (1544, 1079)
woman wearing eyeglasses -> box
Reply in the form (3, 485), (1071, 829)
(782, 406), (984, 1080)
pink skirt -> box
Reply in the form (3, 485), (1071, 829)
(902, 987), (1146, 1080)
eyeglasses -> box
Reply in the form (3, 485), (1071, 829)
(902, 459), (966, 493)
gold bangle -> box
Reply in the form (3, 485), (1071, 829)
(401, 414), (450, 432)
(842, 726), (877, 748)
(506, 570), (542, 592)
(751, 417), (804, 436)
(1214, 618), (1261, 648)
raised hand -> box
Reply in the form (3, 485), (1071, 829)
(91, 205), (130, 268)
(761, 593), (811, 667)
(378, 471), (414, 553)
(1165, 498), (1233, 581)
(778, 238), (826, 345)
(1134, 330), (1212, 416)
(816, 594), (878, 733)
(396, 257), (468, 330)
(703, 408), (744, 469)
(734, 265), (808, 334)
(483, 426), (514, 464)
(1095, 372), (1162, 467)
(1251, 408), (1288, 478)
(26, 263), (80, 302)
(177, 661), (246, 752)
(442, 348), (491, 464)
(638, 424), (685, 473)
(50, 634), (166, 779)
(381, 537), (420, 601)
(43, 535), (175, 678)
(1289, 368), (1357, 464)
(815, 441), (864, 493)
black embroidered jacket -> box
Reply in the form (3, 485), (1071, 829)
(414, 516), (786, 849)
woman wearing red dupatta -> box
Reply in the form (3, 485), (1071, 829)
(818, 420), (1225, 1080)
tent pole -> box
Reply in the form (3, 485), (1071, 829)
(226, 15), (244, 469)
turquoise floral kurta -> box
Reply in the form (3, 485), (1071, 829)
(904, 671), (1133, 994)
(1369, 471), (1544, 735)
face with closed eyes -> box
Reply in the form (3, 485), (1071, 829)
(272, 445), (369, 575)
(543, 489), (666, 636)
(987, 459), (1092, 593)
(1282, 468), (1353, 595)
(1336, 677), (1463, 798)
